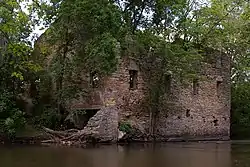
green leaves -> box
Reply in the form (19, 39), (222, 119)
(84, 33), (120, 74)
(0, 0), (43, 137)
(232, 82), (250, 138)
(11, 72), (24, 81)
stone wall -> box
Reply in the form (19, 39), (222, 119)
(71, 57), (150, 141)
(153, 53), (231, 140)
(34, 22), (231, 142)
(71, 51), (231, 141)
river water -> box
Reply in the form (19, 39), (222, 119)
(0, 142), (249, 167)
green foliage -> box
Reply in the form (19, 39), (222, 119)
(84, 33), (120, 74)
(231, 83), (250, 139)
(119, 121), (132, 133)
(0, 0), (41, 137)
(1, 110), (26, 137)
(33, 107), (61, 130)
(0, 90), (26, 137)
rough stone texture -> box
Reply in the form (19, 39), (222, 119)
(70, 52), (231, 141)
(154, 52), (231, 140)
(69, 57), (150, 142)
(82, 106), (118, 142)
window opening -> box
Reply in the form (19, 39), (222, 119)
(217, 81), (222, 97)
(216, 55), (222, 69)
(164, 74), (171, 93)
(129, 70), (138, 89)
(193, 79), (199, 95)
(90, 71), (99, 88)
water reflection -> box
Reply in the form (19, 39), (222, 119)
(0, 142), (249, 167)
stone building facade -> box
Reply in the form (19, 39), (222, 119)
(35, 32), (230, 141)
(70, 52), (231, 142)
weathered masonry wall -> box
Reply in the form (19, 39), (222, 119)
(35, 25), (231, 142)
(70, 57), (150, 141)
(71, 51), (230, 141)
(155, 53), (231, 140)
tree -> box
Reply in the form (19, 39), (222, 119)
(0, 0), (41, 137)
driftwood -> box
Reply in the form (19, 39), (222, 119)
(41, 127), (86, 146)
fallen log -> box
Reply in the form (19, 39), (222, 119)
(41, 127), (85, 146)
(42, 127), (80, 137)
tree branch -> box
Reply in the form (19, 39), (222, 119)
(132, 0), (146, 33)
(199, 5), (237, 45)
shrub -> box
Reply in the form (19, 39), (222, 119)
(0, 90), (26, 138)
(119, 121), (132, 133)
(33, 107), (62, 130)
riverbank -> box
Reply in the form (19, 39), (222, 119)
(0, 124), (233, 147)
(0, 134), (232, 147)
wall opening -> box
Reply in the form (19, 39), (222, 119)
(186, 109), (191, 117)
(192, 79), (199, 95)
(164, 74), (171, 93)
(216, 55), (223, 69)
(81, 109), (99, 128)
(64, 109), (99, 129)
(213, 119), (219, 126)
(129, 70), (138, 89)
(217, 80), (222, 97)
(90, 71), (99, 88)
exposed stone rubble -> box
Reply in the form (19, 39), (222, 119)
(81, 106), (118, 142)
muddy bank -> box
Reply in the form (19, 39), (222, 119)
(0, 133), (231, 148)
